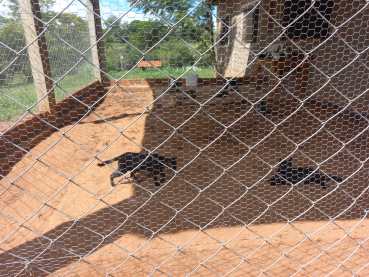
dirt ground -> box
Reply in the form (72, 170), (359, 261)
(0, 82), (368, 276)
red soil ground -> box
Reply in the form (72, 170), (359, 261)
(1, 82), (368, 276)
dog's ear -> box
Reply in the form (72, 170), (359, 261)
(173, 157), (178, 160)
(288, 157), (293, 161)
(279, 158), (282, 161)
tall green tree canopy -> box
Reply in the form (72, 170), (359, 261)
(1, 0), (92, 85)
(6, 0), (56, 19)
(127, 0), (217, 68)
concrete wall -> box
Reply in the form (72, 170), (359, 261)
(216, 0), (252, 77)
(216, 0), (281, 77)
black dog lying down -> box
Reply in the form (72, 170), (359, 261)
(98, 152), (177, 187)
(268, 158), (343, 189)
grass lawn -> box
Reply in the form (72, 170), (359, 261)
(108, 66), (215, 80)
(0, 71), (94, 122)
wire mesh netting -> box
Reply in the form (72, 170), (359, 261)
(0, 0), (95, 123)
(0, 0), (369, 276)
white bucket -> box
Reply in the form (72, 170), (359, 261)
(186, 74), (198, 87)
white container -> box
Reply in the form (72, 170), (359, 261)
(186, 74), (198, 87)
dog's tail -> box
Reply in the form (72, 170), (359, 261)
(327, 175), (343, 182)
(97, 156), (120, 167)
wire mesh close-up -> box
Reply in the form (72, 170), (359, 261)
(0, 0), (368, 276)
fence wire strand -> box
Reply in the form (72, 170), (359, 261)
(0, 0), (369, 276)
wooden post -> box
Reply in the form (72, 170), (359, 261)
(19, 0), (57, 117)
(87, 0), (110, 87)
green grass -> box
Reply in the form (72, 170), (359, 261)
(1, 65), (214, 122)
(1, 82), (38, 122)
(0, 68), (94, 122)
(108, 66), (215, 80)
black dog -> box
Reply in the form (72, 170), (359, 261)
(226, 80), (240, 92)
(268, 158), (343, 189)
(216, 89), (230, 98)
(98, 152), (177, 187)
(181, 90), (197, 99)
(255, 99), (268, 116)
(254, 99), (278, 117)
(216, 80), (240, 98)
(168, 76), (181, 92)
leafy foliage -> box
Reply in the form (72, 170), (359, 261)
(126, 0), (217, 68)
(0, 17), (31, 86)
(102, 12), (214, 73)
(1, 1), (93, 87)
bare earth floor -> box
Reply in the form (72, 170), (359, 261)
(0, 82), (368, 276)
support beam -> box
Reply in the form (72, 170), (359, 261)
(87, 0), (110, 87)
(19, 0), (57, 117)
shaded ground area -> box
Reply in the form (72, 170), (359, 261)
(0, 81), (368, 276)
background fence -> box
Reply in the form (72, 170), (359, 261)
(0, 0), (369, 276)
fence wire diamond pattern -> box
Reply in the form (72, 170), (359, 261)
(0, 0), (369, 276)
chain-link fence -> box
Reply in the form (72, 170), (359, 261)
(0, 0), (369, 276)
(0, 0), (95, 123)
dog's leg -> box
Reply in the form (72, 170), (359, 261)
(110, 171), (123, 187)
(160, 172), (166, 183)
(131, 170), (142, 182)
(153, 171), (161, 186)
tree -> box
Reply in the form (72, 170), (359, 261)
(1, 0), (91, 83)
(0, 17), (32, 86)
(6, 0), (56, 20)
(127, 0), (217, 69)
(129, 19), (168, 51)
(103, 15), (133, 47)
